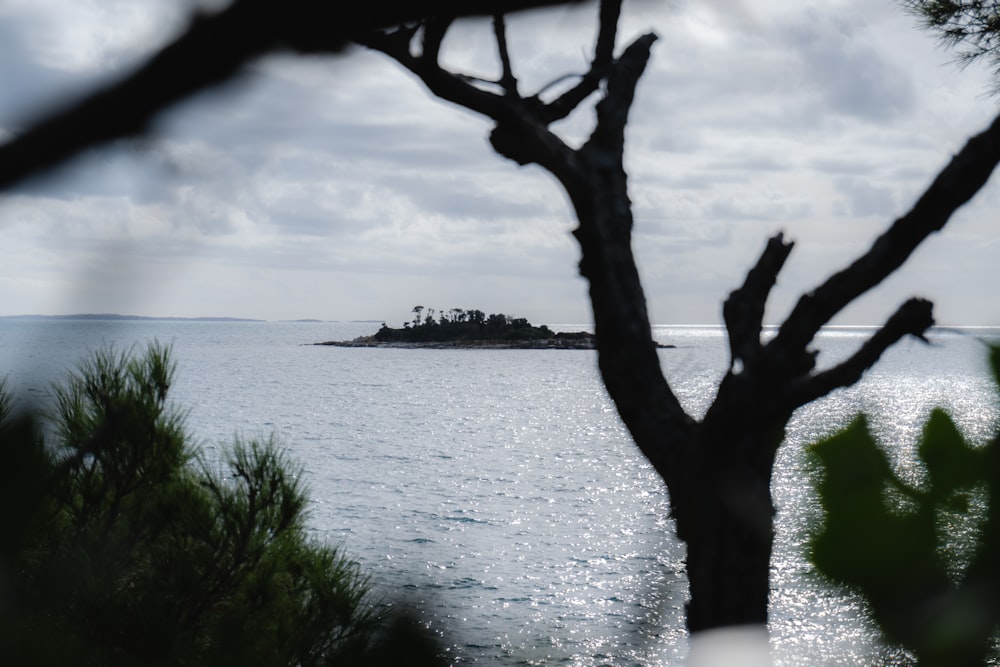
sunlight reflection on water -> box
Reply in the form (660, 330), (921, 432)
(1, 321), (998, 665)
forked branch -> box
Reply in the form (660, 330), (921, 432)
(785, 297), (934, 409)
(542, 0), (623, 123)
(770, 111), (1000, 357)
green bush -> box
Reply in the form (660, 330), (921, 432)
(808, 346), (1000, 666)
(0, 343), (434, 666)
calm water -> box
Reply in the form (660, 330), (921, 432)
(1, 320), (998, 665)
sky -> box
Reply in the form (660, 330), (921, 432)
(0, 0), (998, 326)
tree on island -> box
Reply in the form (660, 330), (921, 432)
(4, 0), (1000, 653)
(374, 306), (556, 342)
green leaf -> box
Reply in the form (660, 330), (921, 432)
(812, 415), (892, 505)
(918, 408), (981, 497)
(809, 417), (935, 586)
(807, 344), (1000, 664)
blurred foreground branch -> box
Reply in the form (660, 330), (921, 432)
(0, 0), (584, 190)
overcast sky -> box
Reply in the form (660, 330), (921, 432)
(0, 0), (998, 325)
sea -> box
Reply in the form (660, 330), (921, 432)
(1, 319), (998, 666)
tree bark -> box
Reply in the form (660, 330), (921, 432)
(679, 378), (790, 629)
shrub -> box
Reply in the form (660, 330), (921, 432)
(808, 345), (1000, 666)
(0, 343), (404, 666)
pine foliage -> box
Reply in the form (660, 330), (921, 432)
(0, 343), (392, 666)
(904, 0), (1000, 89)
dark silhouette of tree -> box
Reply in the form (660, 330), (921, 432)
(361, 0), (1000, 634)
(3, 0), (1000, 646)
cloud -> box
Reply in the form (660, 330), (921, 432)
(0, 1), (998, 324)
(0, 0), (200, 74)
(783, 10), (917, 123)
(833, 176), (897, 218)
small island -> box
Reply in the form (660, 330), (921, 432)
(315, 306), (673, 350)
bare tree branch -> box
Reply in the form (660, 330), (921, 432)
(421, 17), (452, 64)
(592, 0), (622, 65)
(581, 33), (657, 160)
(681, 109), (999, 628)
(535, 72), (588, 96)
(722, 233), (794, 373)
(785, 297), (935, 408)
(571, 32), (696, 481)
(363, 23), (422, 61)
(363, 20), (517, 124)
(288, 0), (587, 50)
(493, 15), (520, 97)
(542, 0), (622, 123)
(770, 111), (1000, 360)
(0, 0), (272, 190)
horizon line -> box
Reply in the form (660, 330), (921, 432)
(3, 314), (1000, 329)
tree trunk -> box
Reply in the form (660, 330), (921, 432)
(672, 426), (783, 632)
(564, 159), (788, 627)
(561, 135), (784, 632)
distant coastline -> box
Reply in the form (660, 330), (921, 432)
(316, 336), (606, 350)
(0, 314), (265, 322)
(0, 314), (392, 323)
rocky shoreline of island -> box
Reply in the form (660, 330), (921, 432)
(316, 333), (602, 350)
(313, 306), (674, 350)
